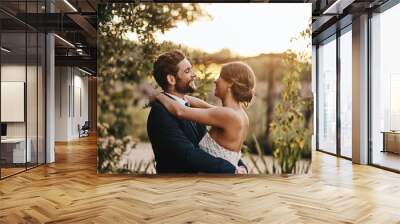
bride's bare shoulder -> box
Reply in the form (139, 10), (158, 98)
(217, 107), (243, 121)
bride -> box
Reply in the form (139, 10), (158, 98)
(144, 61), (256, 173)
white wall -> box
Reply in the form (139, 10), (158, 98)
(1, 63), (46, 164)
(72, 72), (89, 138)
(55, 67), (89, 141)
(1, 65), (38, 138)
(1, 65), (26, 140)
(55, 66), (69, 141)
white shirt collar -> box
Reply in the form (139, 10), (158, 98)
(164, 92), (187, 106)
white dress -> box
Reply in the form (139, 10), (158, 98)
(198, 132), (242, 167)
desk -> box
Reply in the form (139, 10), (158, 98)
(381, 131), (400, 154)
(1, 138), (31, 163)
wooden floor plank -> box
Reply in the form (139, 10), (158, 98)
(0, 135), (399, 223)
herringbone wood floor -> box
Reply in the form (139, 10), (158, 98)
(1, 136), (400, 224)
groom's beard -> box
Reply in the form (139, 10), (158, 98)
(176, 77), (196, 94)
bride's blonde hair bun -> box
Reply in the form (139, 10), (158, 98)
(220, 61), (256, 107)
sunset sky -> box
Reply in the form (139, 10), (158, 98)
(154, 3), (311, 57)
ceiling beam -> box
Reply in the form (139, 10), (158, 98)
(323, 0), (356, 14)
(55, 55), (96, 72)
(312, 15), (335, 33)
(0, 13), (83, 32)
(66, 13), (97, 46)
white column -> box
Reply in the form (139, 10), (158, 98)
(46, 0), (55, 163)
(46, 33), (55, 163)
(352, 14), (369, 164)
(312, 45), (317, 151)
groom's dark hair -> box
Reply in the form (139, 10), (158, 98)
(153, 50), (186, 90)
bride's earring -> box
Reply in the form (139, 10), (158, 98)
(225, 87), (232, 98)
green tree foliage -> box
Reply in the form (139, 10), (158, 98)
(97, 3), (208, 173)
(268, 50), (312, 174)
(268, 25), (312, 174)
(242, 24), (312, 175)
(191, 65), (216, 101)
(241, 50), (311, 175)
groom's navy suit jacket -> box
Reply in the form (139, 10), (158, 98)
(147, 100), (240, 174)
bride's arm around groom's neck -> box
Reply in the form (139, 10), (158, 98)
(184, 95), (216, 109)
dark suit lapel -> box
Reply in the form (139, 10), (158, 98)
(161, 92), (203, 143)
(183, 103), (198, 136)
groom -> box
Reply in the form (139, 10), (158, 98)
(147, 50), (246, 173)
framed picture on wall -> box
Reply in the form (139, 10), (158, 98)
(97, 3), (313, 175)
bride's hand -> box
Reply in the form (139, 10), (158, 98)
(183, 95), (191, 104)
(236, 166), (247, 174)
(139, 83), (160, 102)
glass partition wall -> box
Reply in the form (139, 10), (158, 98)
(370, 2), (400, 172)
(339, 26), (352, 159)
(316, 25), (352, 159)
(316, 0), (400, 173)
(0, 1), (46, 179)
(317, 35), (337, 155)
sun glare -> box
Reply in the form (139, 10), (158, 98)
(154, 3), (311, 57)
